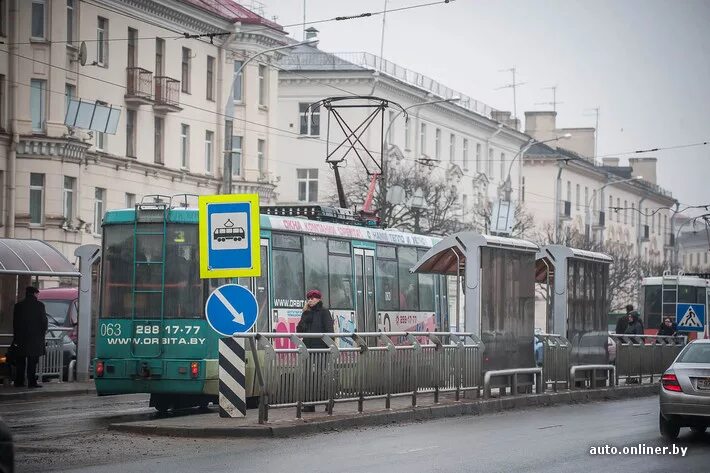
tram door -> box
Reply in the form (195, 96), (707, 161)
(354, 249), (376, 332)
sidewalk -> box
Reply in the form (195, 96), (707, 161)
(0, 380), (95, 401)
(109, 383), (659, 438)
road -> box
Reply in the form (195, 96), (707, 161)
(3, 394), (709, 472)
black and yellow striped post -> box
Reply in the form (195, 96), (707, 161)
(218, 337), (246, 417)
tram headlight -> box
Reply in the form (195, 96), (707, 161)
(96, 360), (105, 377)
(190, 361), (199, 378)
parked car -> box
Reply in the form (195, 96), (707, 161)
(38, 288), (79, 381)
(659, 339), (710, 439)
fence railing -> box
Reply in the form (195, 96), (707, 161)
(535, 333), (571, 391)
(609, 334), (686, 384)
(237, 332), (483, 423)
(1, 328), (70, 384)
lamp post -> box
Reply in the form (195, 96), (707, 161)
(223, 38), (318, 194)
(378, 96), (461, 222)
(585, 176), (643, 246)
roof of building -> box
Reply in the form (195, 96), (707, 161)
(181, 0), (283, 31)
(278, 44), (368, 71)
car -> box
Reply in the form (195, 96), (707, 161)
(659, 339), (710, 440)
(38, 287), (79, 381)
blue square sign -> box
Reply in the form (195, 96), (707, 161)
(676, 303), (705, 332)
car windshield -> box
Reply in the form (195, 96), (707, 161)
(43, 300), (70, 326)
(676, 344), (710, 364)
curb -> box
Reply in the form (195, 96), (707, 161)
(109, 384), (659, 438)
(0, 385), (96, 402)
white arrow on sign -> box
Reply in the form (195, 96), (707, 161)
(213, 288), (245, 325)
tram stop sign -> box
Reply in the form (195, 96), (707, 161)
(676, 303), (705, 332)
(198, 194), (261, 278)
(205, 284), (258, 336)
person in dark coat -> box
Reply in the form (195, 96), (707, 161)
(657, 317), (677, 336)
(296, 289), (334, 349)
(624, 311), (644, 335)
(13, 286), (48, 388)
(615, 304), (634, 334)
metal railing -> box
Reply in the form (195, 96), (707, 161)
(570, 365), (616, 389)
(483, 368), (543, 399)
(154, 76), (181, 109)
(0, 328), (70, 384)
(535, 333), (571, 391)
(238, 332), (483, 424)
(126, 67), (153, 100)
(609, 334), (686, 384)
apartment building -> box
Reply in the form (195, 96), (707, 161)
(0, 0), (285, 260)
(274, 40), (529, 232)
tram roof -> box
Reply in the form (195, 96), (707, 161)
(0, 238), (81, 277)
(102, 208), (442, 247)
(643, 275), (710, 287)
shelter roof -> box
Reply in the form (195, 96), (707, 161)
(0, 239), (80, 277)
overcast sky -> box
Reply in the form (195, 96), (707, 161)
(261, 0), (710, 209)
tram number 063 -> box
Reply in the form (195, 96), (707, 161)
(99, 323), (122, 337)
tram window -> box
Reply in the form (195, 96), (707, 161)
(304, 236), (329, 307)
(398, 247), (419, 310)
(376, 248), (399, 311)
(377, 245), (396, 259)
(328, 239), (350, 254)
(273, 233), (301, 250)
(272, 248), (304, 308)
(163, 224), (201, 318)
(418, 274), (434, 311)
(678, 286), (704, 304)
(101, 224), (134, 318)
(329, 254), (353, 309)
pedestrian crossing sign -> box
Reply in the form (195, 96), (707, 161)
(676, 303), (705, 332)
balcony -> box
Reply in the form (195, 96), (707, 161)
(125, 67), (153, 105)
(153, 76), (182, 113)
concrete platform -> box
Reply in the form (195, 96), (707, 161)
(109, 384), (659, 438)
(0, 380), (95, 401)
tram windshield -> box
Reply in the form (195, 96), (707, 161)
(100, 223), (202, 319)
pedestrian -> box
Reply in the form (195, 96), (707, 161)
(13, 286), (48, 388)
(296, 289), (334, 413)
(615, 304), (634, 334)
(624, 309), (644, 335)
(657, 317), (677, 336)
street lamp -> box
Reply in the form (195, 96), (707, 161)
(585, 175), (643, 245)
(378, 96), (461, 220)
(223, 38), (318, 194)
(502, 133), (571, 201)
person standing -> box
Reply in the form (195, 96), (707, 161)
(13, 286), (48, 388)
(657, 317), (677, 336)
(615, 304), (635, 334)
(624, 310), (644, 335)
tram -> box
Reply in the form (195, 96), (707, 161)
(640, 272), (709, 339)
(94, 196), (450, 411)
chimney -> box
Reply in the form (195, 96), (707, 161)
(602, 157), (619, 167)
(557, 127), (595, 161)
(305, 27), (319, 41)
(524, 111), (557, 144)
(491, 111), (519, 130)
(629, 157), (657, 184)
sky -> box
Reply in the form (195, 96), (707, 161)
(258, 0), (710, 211)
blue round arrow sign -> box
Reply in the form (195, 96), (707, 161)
(205, 284), (258, 336)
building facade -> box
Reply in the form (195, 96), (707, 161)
(0, 0), (286, 260)
(522, 111), (677, 265)
(274, 43), (530, 232)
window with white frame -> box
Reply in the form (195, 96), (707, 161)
(420, 123), (427, 154)
(297, 169), (319, 202)
(64, 83), (75, 119)
(127, 28), (137, 68)
(475, 143), (481, 172)
(617, 198), (621, 222)
(154, 117), (164, 164)
(567, 181), (571, 203)
(0, 74), (5, 130)
(584, 187), (589, 213)
(95, 101), (107, 151)
(97, 17), (109, 66)
(233, 60), (243, 102)
(31, 0), (46, 40)
(462, 139), (469, 171)
(181, 47), (191, 93)
(521, 177), (525, 202)
(592, 190), (597, 214)
(180, 124), (190, 168)
(623, 200), (628, 224)
(404, 118), (410, 150)
(155, 38), (165, 76)
(126, 109), (136, 157)
(30, 79), (46, 132)
(488, 147), (494, 177)
(258, 65), (267, 106)
(435, 128), (441, 159)
(29, 173), (44, 225)
(205, 130), (214, 174)
(93, 187), (105, 234)
(449, 134), (456, 162)
(575, 184), (580, 210)
(257, 139), (266, 176)
(388, 110), (395, 143)
(206, 56), (215, 100)
(125, 193), (136, 209)
(231, 135), (242, 176)
(66, 0), (75, 45)
(608, 195), (613, 215)
(63, 176), (76, 222)
(299, 103), (320, 136)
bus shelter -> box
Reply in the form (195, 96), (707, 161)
(411, 232), (539, 372)
(535, 245), (612, 365)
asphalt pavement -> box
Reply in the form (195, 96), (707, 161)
(8, 395), (708, 473)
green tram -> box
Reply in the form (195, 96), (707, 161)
(94, 197), (450, 411)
